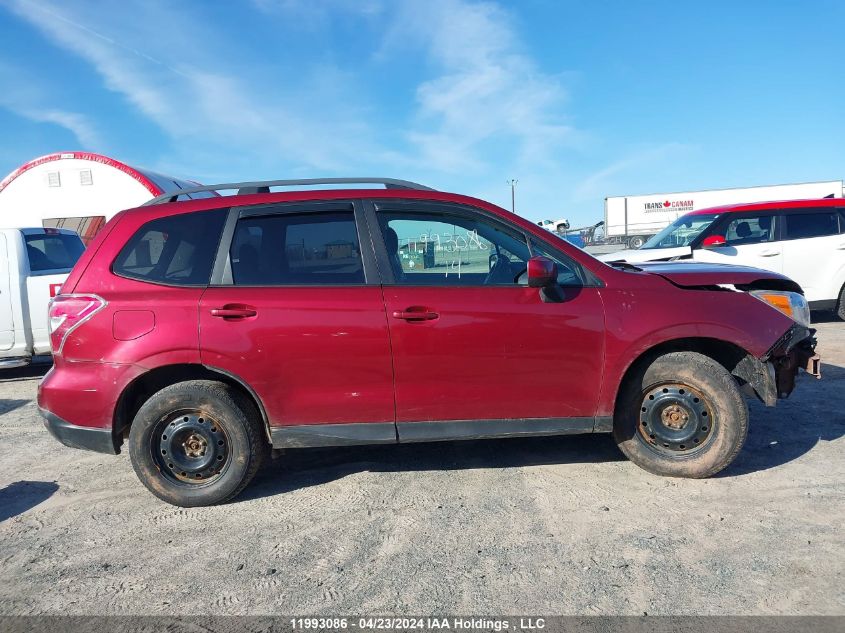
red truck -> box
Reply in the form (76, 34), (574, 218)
(38, 178), (820, 506)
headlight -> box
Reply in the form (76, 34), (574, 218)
(750, 290), (810, 327)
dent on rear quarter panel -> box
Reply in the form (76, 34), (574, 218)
(594, 286), (794, 417)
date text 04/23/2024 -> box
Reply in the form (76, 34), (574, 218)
(290, 617), (547, 630)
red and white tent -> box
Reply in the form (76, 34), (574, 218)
(0, 152), (208, 243)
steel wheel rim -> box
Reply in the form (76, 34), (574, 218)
(638, 383), (714, 455)
(152, 410), (231, 486)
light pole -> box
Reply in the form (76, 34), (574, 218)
(506, 179), (518, 213)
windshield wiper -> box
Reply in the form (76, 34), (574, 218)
(606, 261), (643, 272)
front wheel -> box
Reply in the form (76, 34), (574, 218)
(613, 351), (748, 478)
(128, 380), (267, 506)
(836, 283), (845, 321)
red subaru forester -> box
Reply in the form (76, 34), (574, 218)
(38, 178), (820, 507)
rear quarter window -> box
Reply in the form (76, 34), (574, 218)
(24, 233), (85, 273)
(113, 209), (227, 286)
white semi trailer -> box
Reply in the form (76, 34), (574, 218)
(604, 180), (843, 249)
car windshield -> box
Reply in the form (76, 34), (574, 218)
(641, 213), (721, 249)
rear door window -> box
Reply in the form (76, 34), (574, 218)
(783, 210), (839, 240)
(24, 232), (85, 273)
(229, 210), (364, 285)
(113, 209), (227, 285)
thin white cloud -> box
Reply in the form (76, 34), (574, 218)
(3, 0), (584, 212)
(252, 0), (383, 19)
(574, 143), (690, 200)
(0, 60), (101, 147)
(383, 0), (575, 173)
(24, 109), (101, 147)
(3, 0), (382, 175)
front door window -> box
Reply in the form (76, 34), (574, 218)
(722, 214), (777, 246)
(378, 212), (531, 286)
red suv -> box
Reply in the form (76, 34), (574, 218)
(38, 178), (821, 506)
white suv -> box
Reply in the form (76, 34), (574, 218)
(597, 199), (845, 319)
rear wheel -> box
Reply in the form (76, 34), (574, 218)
(628, 235), (645, 249)
(613, 351), (748, 478)
(128, 380), (267, 506)
(836, 283), (845, 321)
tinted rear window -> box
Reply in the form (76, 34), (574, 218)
(113, 209), (227, 285)
(25, 233), (85, 272)
(783, 210), (839, 240)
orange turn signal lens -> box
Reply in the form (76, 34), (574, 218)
(749, 290), (810, 327)
(756, 292), (793, 318)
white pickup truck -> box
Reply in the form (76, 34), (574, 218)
(0, 228), (85, 368)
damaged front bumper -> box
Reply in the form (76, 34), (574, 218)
(734, 324), (821, 406)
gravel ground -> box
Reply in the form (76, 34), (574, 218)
(0, 320), (843, 616)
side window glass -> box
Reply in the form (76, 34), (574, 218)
(113, 209), (227, 285)
(529, 241), (586, 287)
(723, 215), (776, 246)
(783, 211), (839, 240)
(24, 233), (85, 272)
(230, 210), (364, 285)
(378, 210), (530, 286)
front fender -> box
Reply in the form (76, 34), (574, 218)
(595, 286), (795, 417)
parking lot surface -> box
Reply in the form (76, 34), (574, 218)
(1, 321), (843, 615)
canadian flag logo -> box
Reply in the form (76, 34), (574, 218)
(663, 200), (671, 208)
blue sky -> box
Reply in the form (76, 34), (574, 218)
(0, 0), (843, 226)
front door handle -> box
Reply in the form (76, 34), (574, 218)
(210, 305), (257, 319)
(759, 249), (781, 257)
(392, 307), (439, 321)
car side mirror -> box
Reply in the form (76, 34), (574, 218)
(702, 235), (727, 249)
(527, 256), (558, 288)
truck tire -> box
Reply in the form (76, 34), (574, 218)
(128, 380), (267, 507)
(837, 283), (845, 321)
(628, 235), (645, 249)
(613, 351), (748, 478)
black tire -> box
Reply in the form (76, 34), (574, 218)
(836, 283), (845, 321)
(628, 236), (645, 249)
(613, 351), (748, 478)
(128, 380), (267, 507)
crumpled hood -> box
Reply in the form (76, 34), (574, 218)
(634, 261), (796, 288)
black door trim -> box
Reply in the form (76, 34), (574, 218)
(270, 422), (398, 448)
(397, 417), (598, 442)
(269, 417), (612, 448)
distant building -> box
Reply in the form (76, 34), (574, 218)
(325, 240), (355, 259)
(0, 152), (211, 244)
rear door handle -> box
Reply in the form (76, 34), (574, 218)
(392, 308), (439, 321)
(759, 249), (781, 257)
(210, 305), (257, 319)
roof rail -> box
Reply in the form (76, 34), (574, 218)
(142, 177), (435, 205)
